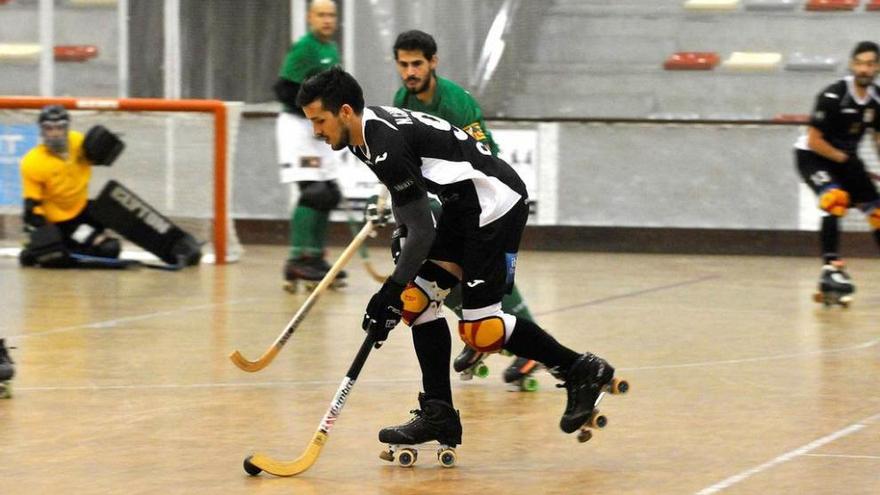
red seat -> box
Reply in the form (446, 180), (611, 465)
(805, 0), (859, 10)
(663, 52), (720, 70)
(54, 45), (98, 62)
(867, 0), (880, 10)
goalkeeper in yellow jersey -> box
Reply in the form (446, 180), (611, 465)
(19, 105), (125, 267)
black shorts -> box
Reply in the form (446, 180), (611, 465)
(795, 149), (880, 206)
(428, 198), (529, 310)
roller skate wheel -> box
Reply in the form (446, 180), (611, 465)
(522, 376), (539, 392)
(458, 371), (474, 381)
(283, 281), (298, 293)
(379, 449), (394, 462)
(243, 455), (262, 476)
(0, 382), (11, 399)
(304, 281), (319, 292)
(610, 378), (629, 394)
(397, 448), (417, 467)
(589, 411), (608, 429)
(839, 296), (852, 308)
(474, 363), (490, 379)
(577, 429), (593, 443)
(437, 448), (456, 468)
(812, 292), (824, 304)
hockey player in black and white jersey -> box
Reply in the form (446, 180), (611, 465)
(794, 41), (880, 305)
(296, 67), (623, 454)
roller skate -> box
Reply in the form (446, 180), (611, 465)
(503, 356), (541, 392)
(453, 344), (489, 381)
(557, 353), (629, 443)
(812, 260), (855, 308)
(313, 256), (347, 288)
(0, 339), (15, 399)
(378, 393), (461, 468)
(282, 257), (326, 293)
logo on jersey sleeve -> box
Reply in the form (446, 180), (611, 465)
(393, 178), (414, 192)
(374, 152), (388, 164)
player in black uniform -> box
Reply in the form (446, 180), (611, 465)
(296, 67), (622, 456)
(795, 41), (880, 306)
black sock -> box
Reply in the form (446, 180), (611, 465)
(503, 317), (580, 372)
(873, 230), (880, 254)
(411, 318), (453, 406)
(821, 216), (840, 263)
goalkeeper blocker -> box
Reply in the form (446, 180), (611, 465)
(91, 180), (202, 267)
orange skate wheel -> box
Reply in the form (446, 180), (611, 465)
(610, 377), (629, 394)
(589, 411), (608, 429)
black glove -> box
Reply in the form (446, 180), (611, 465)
(364, 194), (390, 227)
(362, 279), (406, 348)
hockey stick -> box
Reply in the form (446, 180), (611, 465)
(228, 220), (377, 372)
(243, 333), (375, 477)
(340, 197), (388, 284)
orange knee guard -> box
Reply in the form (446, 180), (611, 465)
(819, 188), (850, 217)
(458, 316), (506, 353)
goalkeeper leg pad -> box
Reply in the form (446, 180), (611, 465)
(91, 180), (201, 266)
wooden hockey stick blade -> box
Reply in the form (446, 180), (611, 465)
(245, 431), (326, 477)
(363, 260), (388, 283)
(228, 221), (376, 372)
(243, 336), (375, 477)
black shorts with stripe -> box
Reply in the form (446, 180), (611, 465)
(428, 197), (529, 311)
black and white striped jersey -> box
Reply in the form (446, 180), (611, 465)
(348, 106), (525, 227)
(794, 76), (880, 154)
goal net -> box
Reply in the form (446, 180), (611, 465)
(0, 97), (242, 264)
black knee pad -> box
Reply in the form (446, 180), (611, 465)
(25, 225), (73, 268)
(298, 181), (341, 211)
(94, 237), (121, 259)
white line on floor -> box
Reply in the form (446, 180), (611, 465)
(622, 338), (879, 372)
(801, 453), (880, 460)
(6, 298), (260, 340)
(695, 412), (880, 494)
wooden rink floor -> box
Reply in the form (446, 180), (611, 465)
(1, 245), (879, 495)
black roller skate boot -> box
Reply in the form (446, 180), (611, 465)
(0, 339), (15, 399)
(453, 344), (489, 381)
(378, 393), (462, 468)
(503, 356), (540, 392)
(813, 260), (855, 307)
(558, 353), (628, 442)
(282, 257), (326, 293)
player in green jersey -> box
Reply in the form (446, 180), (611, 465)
(274, 0), (347, 288)
(389, 30), (542, 391)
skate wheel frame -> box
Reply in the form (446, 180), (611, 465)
(813, 291), (853, 308)
(380, 444), (457, 468)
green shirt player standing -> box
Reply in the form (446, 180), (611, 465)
(274, 0), (347, 290)
(391, 30), (540, 391)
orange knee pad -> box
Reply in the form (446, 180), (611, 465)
(819, 188), (850, 217)
(401, 282), (430, 326)
(868, 208), (880, 230)
(458, 316), (506, 353)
